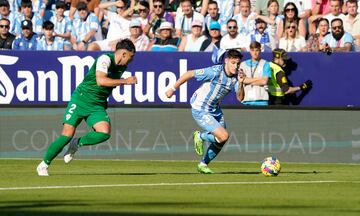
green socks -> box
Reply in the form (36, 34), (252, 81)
(44, 135), (72, 165)
(78, 131), (110, 146)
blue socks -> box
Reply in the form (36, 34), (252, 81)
(202, 142), (222, 165)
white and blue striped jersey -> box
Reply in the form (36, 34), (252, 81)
(191, 65), (239, 114)
(0, 11), (16, 34)
(175, 11), (204, 35)
(50, 15), (72, 39)
(31, 0), (46, 16)
(36, 36), (64, 50)
(14, 13), (44, 35)
(71, 12), (99, 43)
(232, 12), (257, 36)
(215, 0), (234, 26)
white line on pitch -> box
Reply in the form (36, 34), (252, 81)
(0, 180), (358, 191)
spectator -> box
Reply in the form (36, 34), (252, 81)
(232, 0), (257, 36)
(220, 19), (249, 50)
(239, 41), (271, 106)
(32, 0), (46, 17)
(148, 21), (180, 51)
(284, 0), (311, 19)
(268, 49), (312, 105)
(0, 0), (16, 34)
(204, 1), (226, 35)
(14, 0), (43, 36)
(256, 0), (284, 16)
(0, 17), (15, 49)
(128, 18), (150, 51)
(279, 21), (307, 52)
(136, 0), (150, 30)
(312, 0), (331, 16)
(36, 20), (64, 50)
(71, 1), (99, 50)
(309, 0), (345, 33)
(277, 2), (306, 39)
(249, 18), (275, 52)
(215, 0), (236, 34)
(255, 0), (283, 46)
(306, 18), (330, 51)
(175, 0), (204, 37)
(200, 21), (222, 51)
(144, 0), (174, 39)
(88, 0), (130, 51)
(178, 19), (207, 51)
(344, 0), (360, 51)
(12, 20), (38, 50)
(50, 1), (72, 50)
(68, 0), (101, 20)
(320, 18), (354, 52)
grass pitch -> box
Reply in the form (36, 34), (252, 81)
(0, 159), (359, 216)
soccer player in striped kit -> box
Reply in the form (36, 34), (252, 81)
(166, 49), (244, 174)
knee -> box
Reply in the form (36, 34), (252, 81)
(98, 132), (111, 142)
(216, 131), (229, 144)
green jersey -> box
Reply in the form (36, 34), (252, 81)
(74, 53), (127, 107)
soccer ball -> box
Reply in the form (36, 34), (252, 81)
(261, 157), (281, 177)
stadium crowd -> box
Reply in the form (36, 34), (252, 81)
(0, 0), (359, 52)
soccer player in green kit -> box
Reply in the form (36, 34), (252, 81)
(36, 39), (137, 176)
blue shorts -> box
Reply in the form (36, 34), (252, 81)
(191, 109), (226, 133)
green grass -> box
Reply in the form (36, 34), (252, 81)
(0, 159), (360, 216)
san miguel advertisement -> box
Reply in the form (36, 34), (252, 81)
(1, 51), (360, 107)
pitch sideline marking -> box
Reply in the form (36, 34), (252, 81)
(1, 180), (359, 191)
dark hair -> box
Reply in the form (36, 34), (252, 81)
(42, 20), (54, 29)
(267, 0), (279, 8)
(115, 39), (136, 53)
(208, 0), (218, 6)
(139, 0), (149, 9)
(331, 18), (343, 26)
(227, 19), (237, 25)
(0, 18), (10, 24)
(21, 0), (32, 8)
(250, 41), (261, 49)
(153, 0), (165, 5)
(0, 0), (10, 7)
(347, 0), (358, 4)
(226, 49), (243, 60)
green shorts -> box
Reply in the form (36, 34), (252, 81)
(63, 95), (110, 128)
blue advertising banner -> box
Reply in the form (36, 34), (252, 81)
(0, 51), (359, 106)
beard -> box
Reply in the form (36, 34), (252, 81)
(333, 30), (344, 41)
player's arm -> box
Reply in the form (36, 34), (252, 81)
(236, 71), (245, 102)
(95, 55), (137, 87)
(165, 70), (195, 98)
(96, 72), (137, 87)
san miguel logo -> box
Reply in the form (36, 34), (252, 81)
(0, 54), (189, 105)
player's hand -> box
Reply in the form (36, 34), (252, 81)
(125, 76), (137, 85)
(165, 88), (175, 98)
(237, 69), (246, 83)
(300, 80), (312, 91)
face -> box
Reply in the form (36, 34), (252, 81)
(225, 57), (241, 76)
(268, 1), (279, 15)
(55, 6), (65, 16)
(43, 27), (54, 38)
(276, 57), (285, 67)
(331, 20), (344, 37)
(250, 47), (261, 60)
(130, 26), (141, 37)
(116, 50), (135, 66)
(330, 0), (341, 15)
(227, 21), (238, 37)
(153, 1), (164, 15)
(191, 25), (202, 36)
(0, 20), (10, 35)
(22, 5), (32, 17)
(240, 1), (251, 17)
(207, 3), (218, 18)
(0, 4), (9, 15)
(78, 8), (88, 19)
(138, 5), (149, 19)
(286, 23), (297, 37)
(318, 20), (329, 35)
(347, 2), (358, 16)
(209, 29), (220, 39)
(284, 5), (296, 18)
(22, 27), (32, 38)
(160, 28), (172, 38)
(181, 1), (192, 15)
(256, 22), (266, 33)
